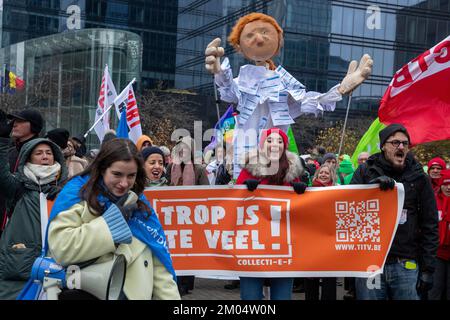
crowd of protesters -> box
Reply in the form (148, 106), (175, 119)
(0, 106), (448, 301)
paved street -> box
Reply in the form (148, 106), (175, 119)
(181, 278), (346, 300)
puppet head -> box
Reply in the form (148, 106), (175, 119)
(228, 13), (283, 70)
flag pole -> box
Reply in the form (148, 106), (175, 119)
(83, 78), (136, 139)
(338, 92), (352, 156)
(83, 104), (114, 139)
(213, 79), (221, 122)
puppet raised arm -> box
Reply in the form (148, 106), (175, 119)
(338, 54), (373, 95)
(205, 37), (224, 74)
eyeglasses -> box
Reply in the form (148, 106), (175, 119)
(385, 140), (409, 148)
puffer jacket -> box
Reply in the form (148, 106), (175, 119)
(351, 152), (439, 273)
(236, 150), (304, 186)
(0, 137), (68, 299)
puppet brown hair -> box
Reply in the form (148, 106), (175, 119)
(228, 13), (284, 70)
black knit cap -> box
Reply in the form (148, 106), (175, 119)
(7, 108), (44, 134)
(45, 128), (70, 149)
(379, 123), (410, 147)
(141, 146), (165, 165)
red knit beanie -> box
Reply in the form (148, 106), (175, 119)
(441, 169), (450, 185)
(427, 157), (446, 172)
(259, 128), (288, 149)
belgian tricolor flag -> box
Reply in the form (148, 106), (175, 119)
(3, 68), (25, 93)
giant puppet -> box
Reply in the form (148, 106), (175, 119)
(205, 13), (373, 178)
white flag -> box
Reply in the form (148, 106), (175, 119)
(114, 80), (142, 143)
(94, 65), (117, 142)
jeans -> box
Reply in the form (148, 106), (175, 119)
(428, 258), (450, 300)
(240, 277), (293, 300)
(355, 259), (419, 300)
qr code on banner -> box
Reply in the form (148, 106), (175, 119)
(335, 200), (380, 243)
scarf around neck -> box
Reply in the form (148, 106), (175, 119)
(23, 162), (61, 185)
(312, 179), (333, 187)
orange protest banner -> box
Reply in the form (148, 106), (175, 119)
(144, 184), (404, 278)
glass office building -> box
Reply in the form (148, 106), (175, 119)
(0, 0), (177, 88)
(0, 29), (142, 145)
(175, 0), (450, 120)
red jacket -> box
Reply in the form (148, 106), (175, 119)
(436, 191), (450, 260)
(236, 150), (303, 186)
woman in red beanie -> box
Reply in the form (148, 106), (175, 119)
(429, 169), (450, 300)
(236, 128), (306, 300)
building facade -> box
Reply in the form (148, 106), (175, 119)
(0, 0), (177, 88)
(0, 29), (142, 145)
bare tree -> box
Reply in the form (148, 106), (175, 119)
(137, 89), (202, 147)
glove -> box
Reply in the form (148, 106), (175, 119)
(338, 54), (373, 95)
(116, 193), (138, 221)
(416, 272), (433, 297)
(117, 203), (138, 221)
(205, 38), (225, 74)
(369, 176), (395, 191)
(292, 182), (307, 194)
(244, 179), (259, 192)
(0, 109), (12, 138)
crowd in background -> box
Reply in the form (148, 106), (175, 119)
(0, 107), (448, 301)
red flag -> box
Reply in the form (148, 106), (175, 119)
(379, 35), (450, 146)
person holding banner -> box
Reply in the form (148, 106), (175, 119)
(0, 137), (68, 299)
(236, 128), (306, 300)
(351, 124), (439, 300)
(304, 163), (337, 300)
(428, 170), (450, 300)
(46, 138), (180, 300)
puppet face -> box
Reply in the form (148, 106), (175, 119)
(238, 20), (280, 64)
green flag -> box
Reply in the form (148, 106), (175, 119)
(287, 126), (299, 155)
(351, 118), (386, 168)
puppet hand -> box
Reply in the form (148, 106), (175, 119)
(338, 54), (373, 95)
(205, 38), (225, 74)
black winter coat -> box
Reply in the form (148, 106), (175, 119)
(351, 152), (439, 273)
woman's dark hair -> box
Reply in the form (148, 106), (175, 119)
(78, 138), (151, 216)
(266, 151), (290, 185)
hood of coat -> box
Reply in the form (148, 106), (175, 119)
(17, 138), (68, 185)
(242, 149), (304, 183)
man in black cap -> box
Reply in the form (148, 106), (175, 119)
(5, 108), (44, 172)
(351, 123), (438, 300)
(0, 108), (43, 236)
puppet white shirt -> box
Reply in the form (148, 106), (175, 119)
(214, 57), (342, 178)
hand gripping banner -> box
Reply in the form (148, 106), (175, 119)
(142, 184), (405, 278)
